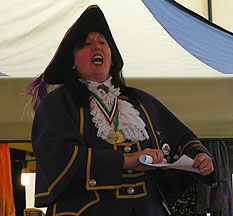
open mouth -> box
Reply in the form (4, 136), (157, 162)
(91, 55), (103, 65)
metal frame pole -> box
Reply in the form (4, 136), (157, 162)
(208, 0), (213, 22)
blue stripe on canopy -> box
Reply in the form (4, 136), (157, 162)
(142, 0), (233, 74)
(0, 72), (7, 76)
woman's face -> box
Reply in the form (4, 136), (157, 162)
(73, 32), (112, 83)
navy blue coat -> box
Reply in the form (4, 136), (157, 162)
(32, 87), (217, 216)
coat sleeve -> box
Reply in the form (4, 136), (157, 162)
(32, 88), (124, 207)
(135, 89), (218, 201)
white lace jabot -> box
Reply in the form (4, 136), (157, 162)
(79, 77), (149, 142)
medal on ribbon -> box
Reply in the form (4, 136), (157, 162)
(91, 92), (124, 144)
(106, 130), (124, 145)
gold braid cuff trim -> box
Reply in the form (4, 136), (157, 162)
(179, 140), (203, 156)
(52, 190), (100, 216)
(35, 145), (78, 198)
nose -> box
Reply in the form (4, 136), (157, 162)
(91, 42), (101, 51)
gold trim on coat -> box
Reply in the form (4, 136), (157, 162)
(35, 145), (78, 198)
(52, 190), (100, 216)
(115, 182), (147, 199)
(80, 108), (84, 137)
(139, 104), (160, 150)
(179, 140), (203, 156)
(86, 148), (121, 190)
(162, 201), (171, 215)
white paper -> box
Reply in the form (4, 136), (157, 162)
(139, 154), (200, 173)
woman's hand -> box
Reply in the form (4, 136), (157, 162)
(192, 153), (214, 176)
(123, 148), (163, 171)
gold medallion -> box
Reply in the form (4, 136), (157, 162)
(106, 130), (119, 144)
(106, 130), (124, 144)
(115, 131), (124, 143)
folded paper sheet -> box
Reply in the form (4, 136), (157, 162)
(139, 154), (200, 173)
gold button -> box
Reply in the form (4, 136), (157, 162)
(124, 146), (131, 153)
(127, 169), (134, 174)
(89, 179), (96, 187)
(127, 187), (135, 195)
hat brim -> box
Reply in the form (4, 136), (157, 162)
(42, 5), (123, 84)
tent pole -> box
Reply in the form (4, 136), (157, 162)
(208, 0), (213, 22)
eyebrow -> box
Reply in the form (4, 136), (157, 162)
(86, 35), (106, 40)
(98, 35), (105, 39)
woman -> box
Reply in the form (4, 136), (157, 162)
(27, 5), (217, 216)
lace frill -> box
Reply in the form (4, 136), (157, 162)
(80, 77), (149, 142)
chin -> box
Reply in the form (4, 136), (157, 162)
(90, 74), (109, 83)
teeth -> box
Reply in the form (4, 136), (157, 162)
(93, 61), (102, 65)
(93, 55), (102, 60)
(92, 55), (103, 64)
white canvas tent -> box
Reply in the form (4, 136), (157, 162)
(1, 0), (231, 77)
(0, 0), (233, 153)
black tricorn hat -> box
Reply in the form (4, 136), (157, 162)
(42, 5), (123, 84)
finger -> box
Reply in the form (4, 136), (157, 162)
(141, 149), (163, 164)
(157, 150), (163, 163)
(152, 152), (158, 164)
(200, 165), (214, 176)
(207, 165), (214, 174)
(197, 157), (212, 170)
(193, 155), (205, 168)
(193, 153), (212, 168)
(199, 161), (214, 176)
(200, 167), (209, 176)
(154, 150), (163, 164)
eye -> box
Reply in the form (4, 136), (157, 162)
(99, 41), (105, 45)
(84, 41), (91, 46)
